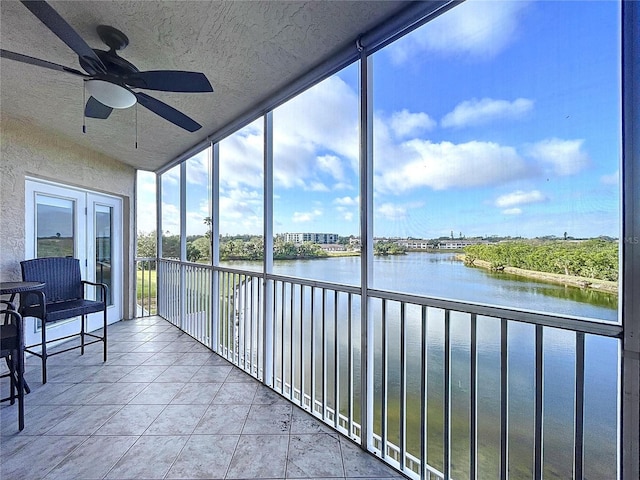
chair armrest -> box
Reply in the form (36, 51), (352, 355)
(81, 280), (108, 303)
(18, 290), (46, 320)
(1, 299), (16, 310)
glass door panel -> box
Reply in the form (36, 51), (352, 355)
(35, 194), (75, 258)
(95, 204), (113, 305)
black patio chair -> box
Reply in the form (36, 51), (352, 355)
(20, 257), (108, 384)
(1, 301), (26, 431)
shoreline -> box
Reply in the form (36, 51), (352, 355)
(457, 254), (618, 294)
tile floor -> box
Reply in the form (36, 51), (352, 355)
(0, 316), (403, 480)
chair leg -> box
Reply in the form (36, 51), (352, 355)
(103, 309), (107, 363)
(41, 321), (47, 384)
(16, 347), (24, 431)
(81, 314), (86, 355)
(6, 356), (16, 405)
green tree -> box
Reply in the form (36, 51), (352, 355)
(374, 241), (407, 256)
(161, 234), (181, 259)
(137, 231), (157, 257)
(187, 236), (211, 263)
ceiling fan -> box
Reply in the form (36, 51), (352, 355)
(0, 0), (213, 132)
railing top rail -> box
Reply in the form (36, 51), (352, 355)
(135, 257), (158, 262)
(368, 288), (622, 338)
(266, 272), (362, 295)
(212, 264), (362, 294)
(156, 258), (621, 338)
(158, 258), (210, 268)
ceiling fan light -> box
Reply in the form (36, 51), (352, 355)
(85, 79), (136, 109)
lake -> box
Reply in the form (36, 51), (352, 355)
(222, 252), (619, 479)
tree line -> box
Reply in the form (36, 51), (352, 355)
(137, 231), (330, 262)
(138, 231), (407, 263)
(463, 239), (618, 282)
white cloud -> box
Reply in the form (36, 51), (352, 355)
(184, 150), (210, 185)
(375, 140), (531, 193)
(292, 209), (323, 223)
(390, 109), (436, 138)
(308, 181), (330, 192)
(161, 168), (180, 185)
(388, 0), (529, 63)
(377, 203), (408, 220)
(317, 155), (346, 182)
(441, 98), (533, 128)
(495, 189), (547, 208)
(334, 196), (359, 207)
(502, 208), (522, 215)
(219, 119), (264, 189)
(333, 197), (359, 224)
(219, 187), (262, 234)
(273, 75), (359, 189)
(160, 202), (180, 235)
(526, 138), (590, 176)
(601, 170), (619, 185)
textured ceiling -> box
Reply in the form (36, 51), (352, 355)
(0, 0), (409, 171)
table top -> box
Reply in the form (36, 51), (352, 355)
(0, 281), (45, 295)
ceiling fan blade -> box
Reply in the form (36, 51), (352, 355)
(123, 71), (213, 93)
(0, 49), (88, 77)
(20, 0), (106, 75)
(84, 96), (113, 119)
(135, 92), (202, 132)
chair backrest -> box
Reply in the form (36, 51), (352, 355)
(21, 257), (83, 303)
(0, 308), (22, 355)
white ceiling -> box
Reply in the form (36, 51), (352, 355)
(0, 0), (410, 172)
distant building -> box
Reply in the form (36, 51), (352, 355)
(278, 232), (339, 244)
(437, 239), (485, 249)
(398, 239), (432, 249)
(319, 243), (346, 252)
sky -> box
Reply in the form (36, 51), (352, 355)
(138, 0), (621, 240)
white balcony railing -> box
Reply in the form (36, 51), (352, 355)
(154, 258), (622, 480)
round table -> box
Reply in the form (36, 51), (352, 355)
(0, 281), (46, 296)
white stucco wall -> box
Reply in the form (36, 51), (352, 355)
(0, 116), (136, 320)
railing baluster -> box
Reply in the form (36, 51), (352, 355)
(470, 313), (478, 480)
(252, 275), (256, 375)
(234, 273), (239, 362)
(290, 282), (295, 401)
(382, 298), (388, 458)
(334, 290), (339, 429)
(244, 274), (249, 370)
(249, 274), (253, 371)
(421, 306), (427, 480)
(311, 286), (316, 413)
(322, 288), (327, 421)
(227, 271), (233, 358)
(444, 309), (451, 480)
(500, 318), (509, 480)
(300, 284), (305, 407)
(141, 260), (146, 315)
(574, 332), (585, 480)
(534, 325), (543, 480)
(348, 292), (354, 439)
(400, 302), (407, 471)
(282, 282), (286, 395)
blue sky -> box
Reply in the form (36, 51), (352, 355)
(139, 0), (621, 240)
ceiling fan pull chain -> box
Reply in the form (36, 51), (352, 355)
(82, 81), (86, 134)
(135, 103), (138, 149)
